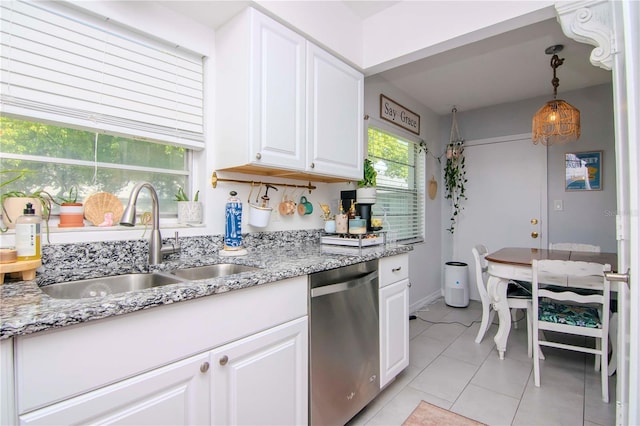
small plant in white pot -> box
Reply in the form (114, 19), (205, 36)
(175, 187), (203, 225)
(56, 186), (84, 228)
(356, 158), (377, 204)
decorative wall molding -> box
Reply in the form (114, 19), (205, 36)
(555, 0), (615, 71)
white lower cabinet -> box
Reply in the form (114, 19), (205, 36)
(379, 254), (410, 388)
(19, 353), (211, 425)
(211, 317), (308, 425)
(13, 277), (309, 425)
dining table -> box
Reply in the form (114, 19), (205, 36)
(485, 247), (618, 361)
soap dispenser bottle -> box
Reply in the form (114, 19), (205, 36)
(15, 202), (42, 261)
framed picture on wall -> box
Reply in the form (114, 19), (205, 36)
(565, 150), (602, 191)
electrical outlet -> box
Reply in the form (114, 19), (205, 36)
(553, 200), (563, 211)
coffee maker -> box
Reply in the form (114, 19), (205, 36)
(340, 190), (375, 232)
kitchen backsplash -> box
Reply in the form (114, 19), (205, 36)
(42, 229), (324, 273)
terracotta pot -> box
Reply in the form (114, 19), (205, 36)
(2, 197), (42, 229)
(58, 203), (84, 228)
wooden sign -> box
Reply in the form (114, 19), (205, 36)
(379, 94), (420, 135)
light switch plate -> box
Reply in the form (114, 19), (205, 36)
(553, 200), (563, 211)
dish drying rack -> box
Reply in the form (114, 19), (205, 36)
(320, 231), (387, 248)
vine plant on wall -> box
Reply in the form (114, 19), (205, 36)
(444, 108), (467, 234)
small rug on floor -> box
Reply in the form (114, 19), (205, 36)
(402, 401), (486, 426)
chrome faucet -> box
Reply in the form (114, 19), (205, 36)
(120, 182), (180, 265)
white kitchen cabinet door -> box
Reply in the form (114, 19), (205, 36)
(306, 42), (363, 180)
(215, 8), (306, 173)
(19, 353), (210, 425)
(210, 317), (308, 426)
(249, 11), (306, 170)
(379, 278), (410, 388)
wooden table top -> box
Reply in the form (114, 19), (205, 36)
(486, 247), (617, 270)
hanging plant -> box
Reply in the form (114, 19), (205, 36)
(444, 108), (467, 234)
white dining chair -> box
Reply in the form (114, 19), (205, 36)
(547, 242), (617, 374)
(473, 245), (533, 356)
(548, 242), (601, 252)
(531, 259), (611, 403)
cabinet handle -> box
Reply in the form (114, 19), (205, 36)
(219, 355), (229, 366)
(256, 153), (262, 160)
(310, 162), (315, 169)
(407, 281), (412, 287)
(392, 267), (402, 272)
(200, 362), (210, 373)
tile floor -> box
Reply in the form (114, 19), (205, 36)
(348, 298), (616, 426)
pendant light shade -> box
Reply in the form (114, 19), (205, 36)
(532, 45), (580, 145)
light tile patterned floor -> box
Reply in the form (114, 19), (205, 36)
(348, 298), (616, 426)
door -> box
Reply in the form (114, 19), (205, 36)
(610, 1), (638, 423)
(379, 278), (409, 388)
(250, 11), (306, 170)
(454, 134), (547, 301)
(210, 317), (308, 426)
(19, 353), (210, 425)
(306, 42), (363, 180)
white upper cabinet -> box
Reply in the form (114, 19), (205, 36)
(306, 43), (363, 179)
(249, 11), (306, 170)
(215, 7), (363, 182)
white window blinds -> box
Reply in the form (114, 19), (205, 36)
(368, 126), (425, 242)
(0, 0), (204, 149)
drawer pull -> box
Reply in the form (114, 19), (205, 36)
(219, 355), (229, 366)
(200, 362), (210, 373)
(392, 267), (402, 272)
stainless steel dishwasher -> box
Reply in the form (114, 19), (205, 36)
(309, 260), (380, 426)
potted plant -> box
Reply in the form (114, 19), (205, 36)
(444, 139), (467, 234)
(356, 158), (377, 204)
(1, 189), (53, 242)
(56, 186), (84, 228)
(175, 187), (203, 224)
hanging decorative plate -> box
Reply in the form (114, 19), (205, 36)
(84, 192), (124, 226)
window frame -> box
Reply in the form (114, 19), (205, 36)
(367, 122), (425, 244)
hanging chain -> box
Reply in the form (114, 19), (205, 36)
(550, 54), (565, 99)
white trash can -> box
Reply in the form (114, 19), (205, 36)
(444, 261), (469, 307)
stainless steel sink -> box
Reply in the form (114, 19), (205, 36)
(170, 264), (260, 281)
(39, 273), (184, 299)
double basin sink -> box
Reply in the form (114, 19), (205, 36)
(39, 264), (261, 300)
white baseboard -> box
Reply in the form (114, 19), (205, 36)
(409, 289), (443, 314)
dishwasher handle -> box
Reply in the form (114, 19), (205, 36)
(311, 270), (378, 298)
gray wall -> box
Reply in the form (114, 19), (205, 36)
(364, 74), (444, 310)
(439, 83), (616, 254)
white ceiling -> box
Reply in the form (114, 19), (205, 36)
(160, 1), (611, 116)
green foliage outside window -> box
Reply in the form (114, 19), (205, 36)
(0, 117), (188, 214)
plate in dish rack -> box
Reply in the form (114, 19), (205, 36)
(84, 192), (124, 226)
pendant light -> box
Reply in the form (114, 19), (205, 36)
(532, 45), (580, 145)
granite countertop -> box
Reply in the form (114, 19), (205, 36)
(1, 235), (411, 340)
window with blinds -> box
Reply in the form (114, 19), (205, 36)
(0, 0), (204, 148)
(0, 1), (203, 216)
(368, 127), (425, 242)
